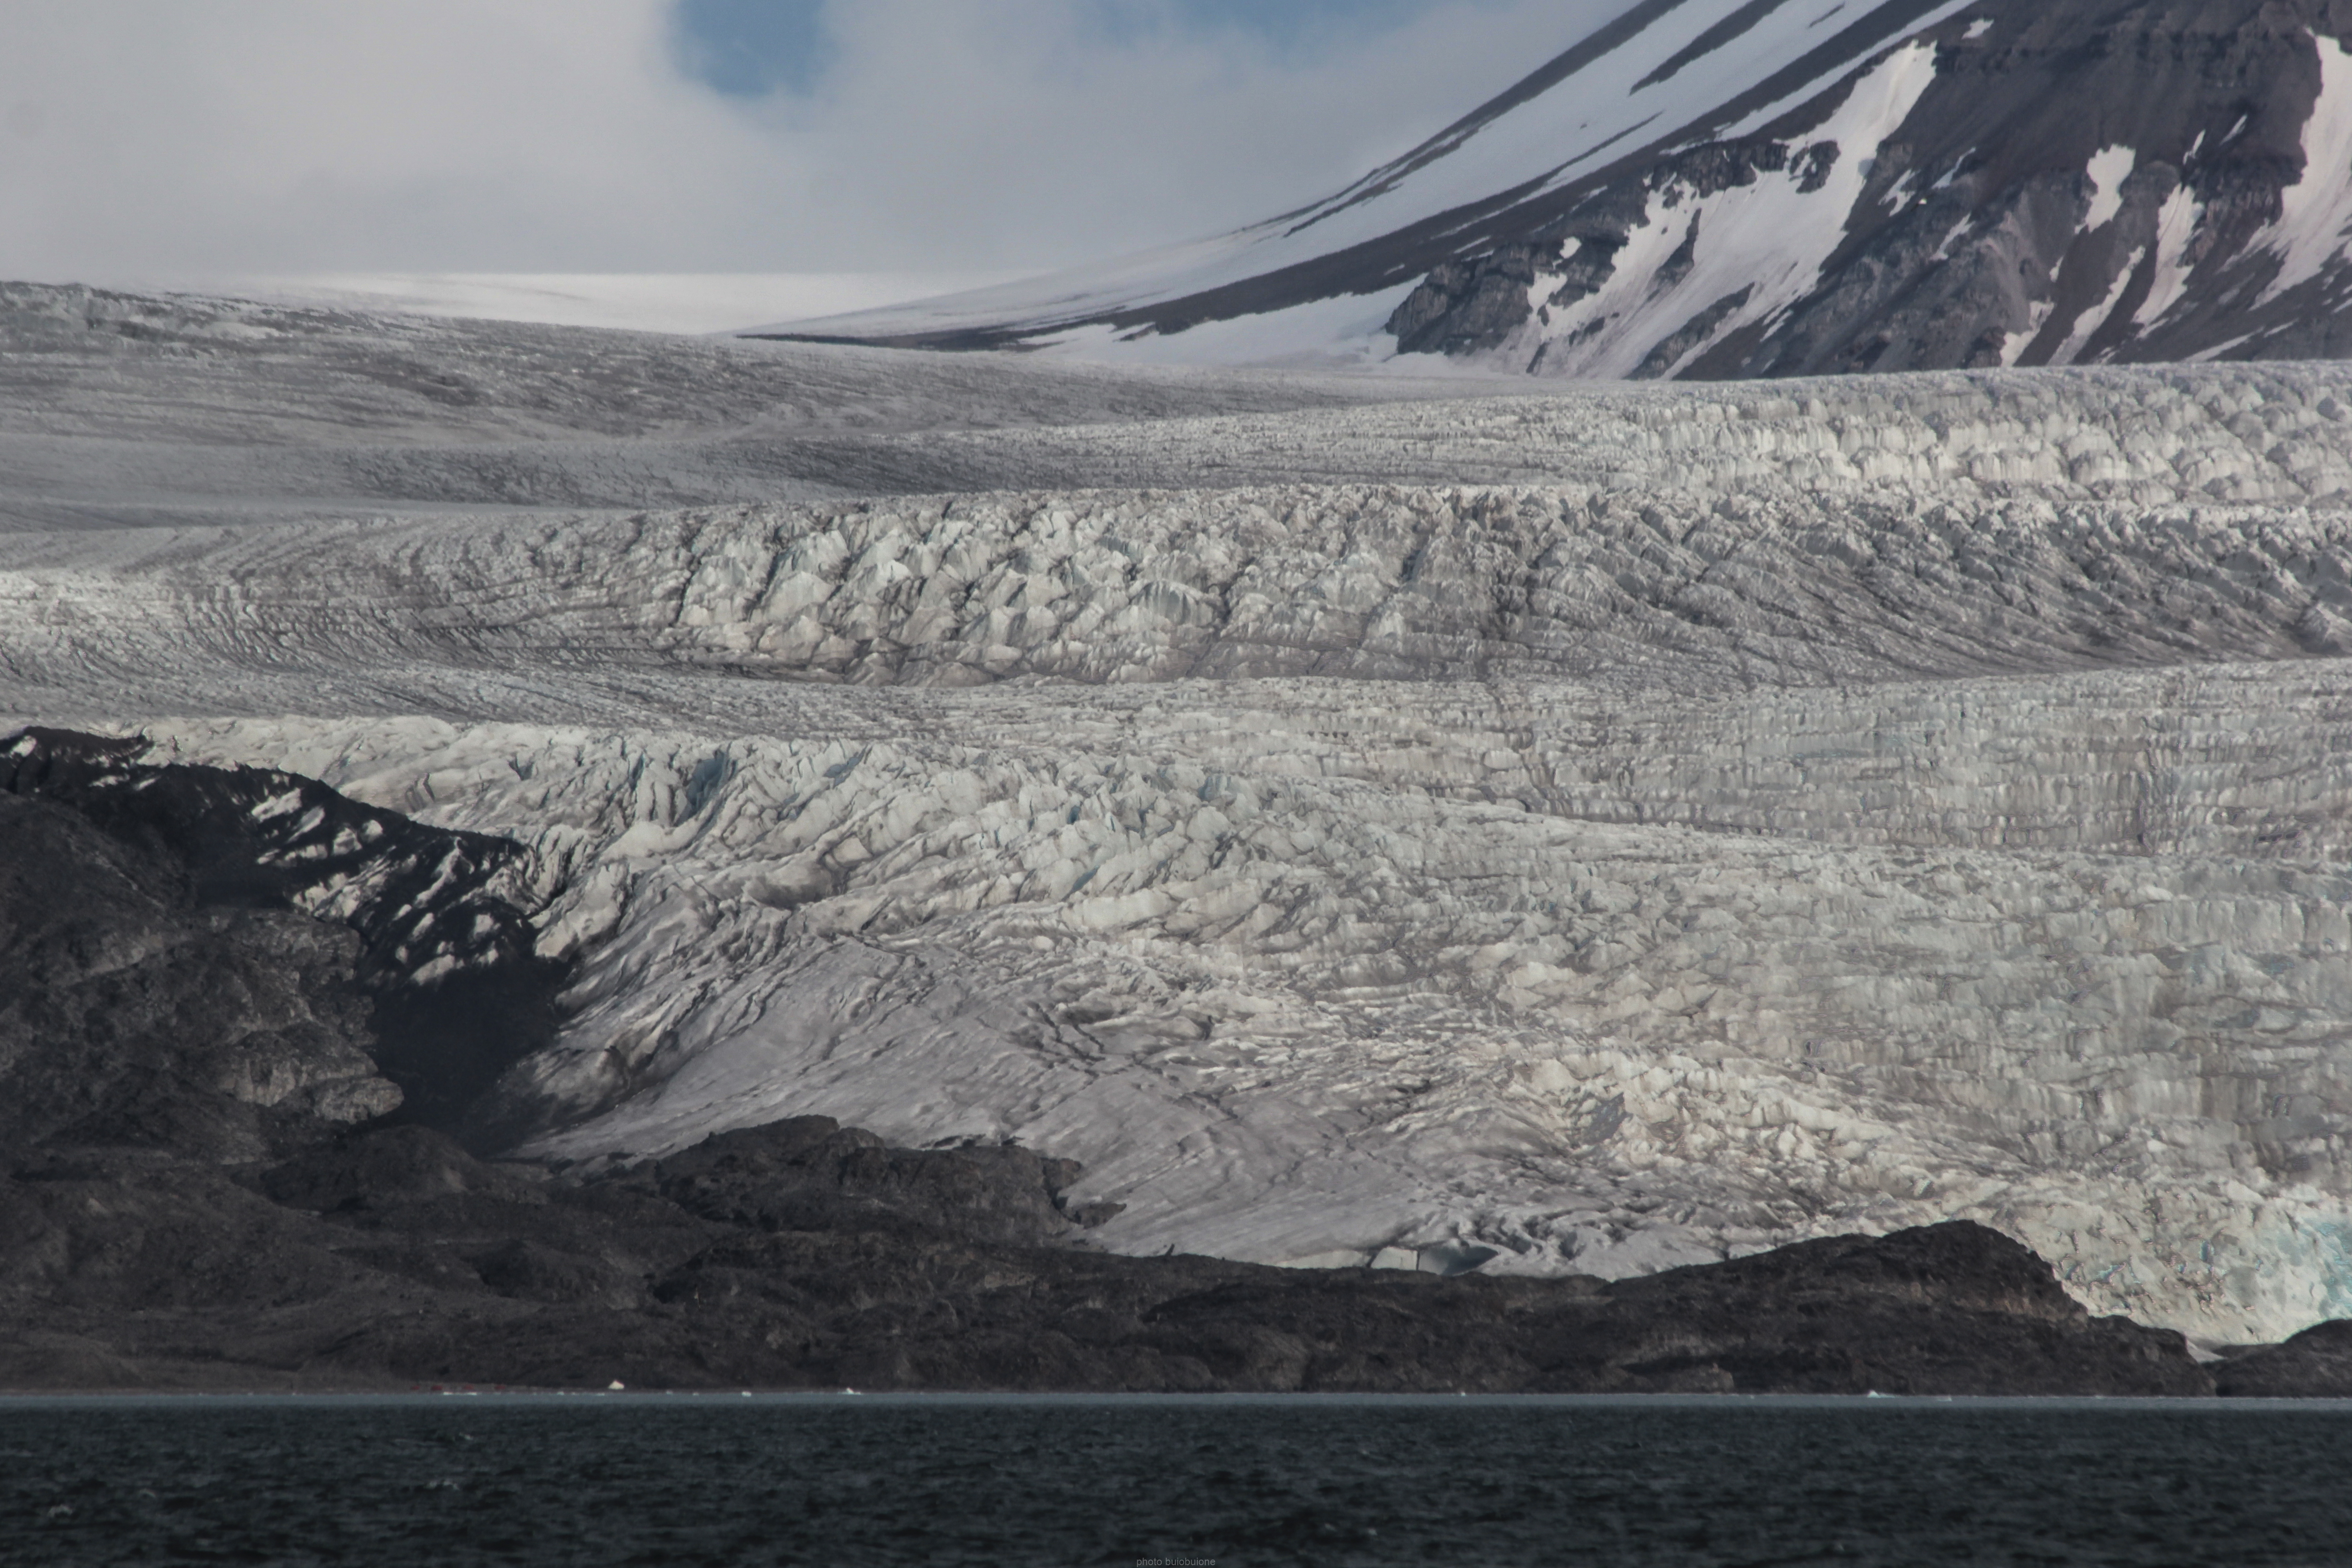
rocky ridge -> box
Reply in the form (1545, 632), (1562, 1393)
(782, 0), (2352, 381)
(0, 1123), (2226, 1397)
(1, 729), (565, 1144)
(1382, 0), (2352, 377)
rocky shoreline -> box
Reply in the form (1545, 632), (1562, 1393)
(3, 730), (2346, 1397)
(0, 1119), (2242, 1397)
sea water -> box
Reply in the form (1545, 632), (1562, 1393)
(3, 1394), (2348, 1566)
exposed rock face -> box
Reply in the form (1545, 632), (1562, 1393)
(0, 788), (392, 1164)
(2212, 1318), (2352, 1395)
(641, 1214), (2207, 1396)
(650, 1114), (1115, 1246)
(1382, 0), (2352, 378)
(0, 728), (566, 1150)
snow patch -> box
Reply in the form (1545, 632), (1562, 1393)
(2253, 34), (2352, 303)
(2187, 330), (2258, 362)
(2135, 184), (2205, 327)
(1526, 42), (1943, 379)
(1999, 300), (2056, 366)
(1963, 18), (1993, 39)
(2082, 145), (2136, 231)
(251, 788), (310, 823)
(1929, 215), (1975, 262)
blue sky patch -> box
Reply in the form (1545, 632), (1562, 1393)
(672, 0), (1449, 98)
(673, 0), (834, 97)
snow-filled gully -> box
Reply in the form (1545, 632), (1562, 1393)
(1515, 43), (1944, 379)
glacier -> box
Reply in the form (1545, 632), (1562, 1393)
(4, 285), (2351, 1342)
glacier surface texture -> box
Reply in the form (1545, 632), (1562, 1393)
(4, 284), (2351, 1340)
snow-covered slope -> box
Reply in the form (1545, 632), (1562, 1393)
(132, 272), (1022, 337)
(6, 286), (2352, 1342)
(772, 0), (2352, 378)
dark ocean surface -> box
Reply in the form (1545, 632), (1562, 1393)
(3, 1394), (2349, 1567)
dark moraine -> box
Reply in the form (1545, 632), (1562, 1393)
(1, 727), (2344, 1396)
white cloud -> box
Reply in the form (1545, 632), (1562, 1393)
(0, 0), (801, 278)
(0, 0), (1617, 283)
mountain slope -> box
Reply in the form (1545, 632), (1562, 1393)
(769, 0), (2352, 377)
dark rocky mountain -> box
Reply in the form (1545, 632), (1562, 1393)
(0, 786), (393, 1167)
(0, 1117), (2221, 1396)
(781, 0), (2352, 378)
(0, 729), (2345, 1393)
(2213, 1318), (2352, 1395)
(1, 728), (565, 1153)
(1384, 0), (2352, 376)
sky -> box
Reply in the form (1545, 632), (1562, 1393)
(0, 0), (1620, 291)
